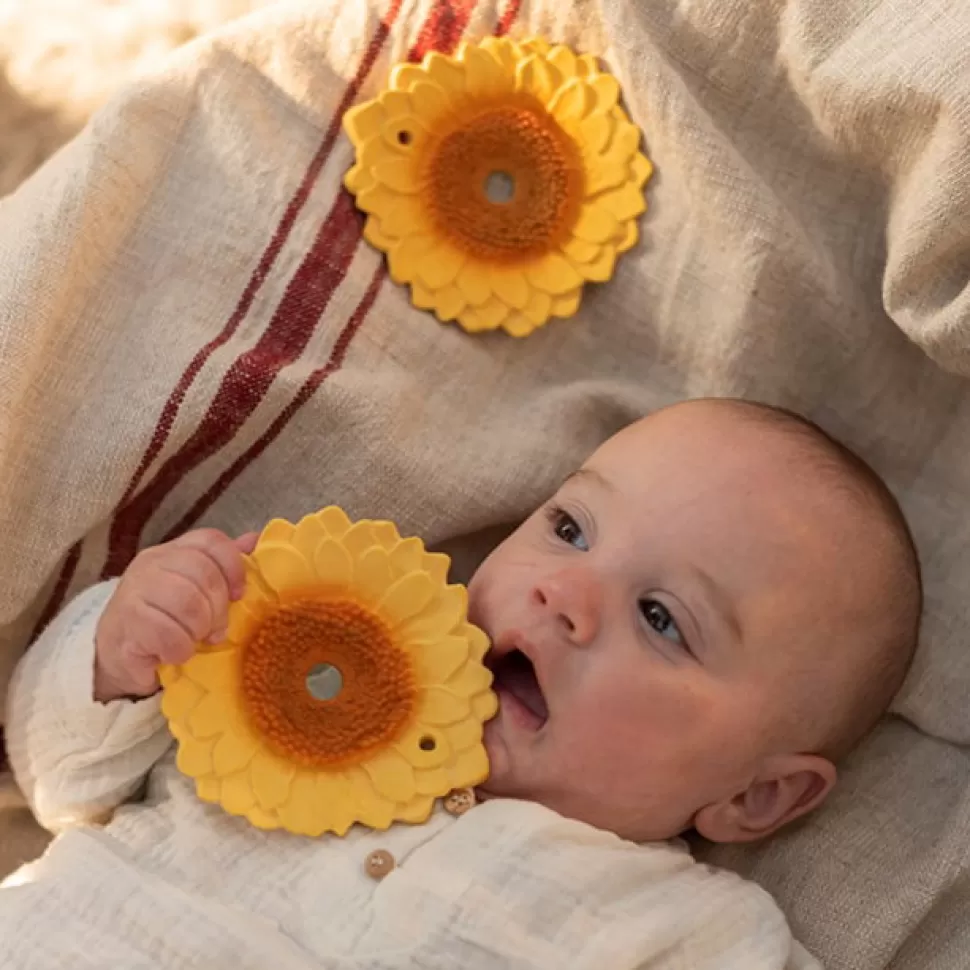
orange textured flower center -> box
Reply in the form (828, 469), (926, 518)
(239, 598), (416, 769)
(423, 100), (584, 262)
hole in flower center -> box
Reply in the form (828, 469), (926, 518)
(419, 735), (437, 751)
(484, 170), (515, 205)
(306, 662), (344, 701)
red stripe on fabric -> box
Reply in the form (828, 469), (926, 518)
(408, 0), (480, 62)
(494, 0), (522, 37)
(102, 193), (363, 577)
(157, 3), (490, 534)
(29, 542), (82, 643)
(31, 1), (405, 619)
(163, 266), (388, 538)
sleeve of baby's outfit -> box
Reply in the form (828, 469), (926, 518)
(5, 580), (173, 832)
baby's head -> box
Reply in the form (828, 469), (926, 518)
(468, 398), (921, 843)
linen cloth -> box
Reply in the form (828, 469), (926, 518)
(0, 1), (969, 967)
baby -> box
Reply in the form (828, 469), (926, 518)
(1, 398), (921, 969)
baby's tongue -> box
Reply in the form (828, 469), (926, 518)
(501, 655), (548, 722)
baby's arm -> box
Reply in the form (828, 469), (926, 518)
(5, 529), (256, 831)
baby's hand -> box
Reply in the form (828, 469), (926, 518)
(93, 529), (258, 702)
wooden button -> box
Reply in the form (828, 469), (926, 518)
(444, 788), (476, 817)
(364, 849), (395, 879)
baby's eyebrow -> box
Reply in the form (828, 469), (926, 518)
(564, 467), (615, 491)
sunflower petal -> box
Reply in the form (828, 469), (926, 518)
(414, 766), (451, 796)
(610, 121), (642, 164)
(444, 715), (486, 752)
(250, 750), (295, 811)
(344, 162), (377, 196)
(373, 158), (420, 194)
(420, 686), (471, 725)
(590, 73), (621, 113)
(520, 289), (553, 325)
(632, 152), (654, 188)
(389, 63), (426, 92)
(186, 691), (231, 740)
(177, 738), (214, 777)
(423, 51), (466, 94)
(409, 81), (452, 123)
(354, 547), (395, 607)
(341, 521), (378, 558)
(379, 572), (437, 626)
(225, 600), (260, 646)
(456, 262), (492, 306)
(576, 245), (618, 282)
(316, 506), (352, 538)
(371, 521), (400, 549)
(458, 307), (501, 333)
(396, 795), (435, 825)
(432, 284), (465, 322)
(161, 674), (206, 720)
(616, 220), (640, 254)
(277, 772), (323, 836)
(549, 78), (593, 124)
(363, 747), (417, 802)
(412, 636), (469, 682)
(526, 251), (584, 295)
(579, 112), (613, 157)
(260, 519), (295, 544)
(401, 584), (466, 640)
(253, 543), (316, 594)
(548, 45), (580, 80)
(291, 513), (328, 554)
(577, 54), (601, 77)
(481, 36), (519, 72)
(516, 54), (561, 104)
(220, 771), (256, 816)
(473, 691), (500, 721)
(343, 100), (386, 145)
(447, 745), (490, 789)
(464, 623), (491, 662)
(195, 776), (221, 802)
(314, 773), (357, 836)
(423, 552), (451, 585)
(562, 236), (602, 264)
(363, 216), (396, 252)
(343, 766), (396, 829)
(551, 290), (583, 318)
(474, 298), (511, 329)
(388, 536), (424, 577)
(463, 44), (513, 98)
(245, 806), (280, 830)
(212, 729), (256, 777)
(313, 538), (354, 587)
(416, 244), (465, 289)
(572, 204), (620, 243)
(585, 157), (630, 197)
(446, 663), (494, 698)
(182, 649), (235, 693)
(502, 312), (539, 337)
(487, 266), (530, 310)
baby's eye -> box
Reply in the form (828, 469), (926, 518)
(548, 507), (589, 551)
(639, 599), (685, 646)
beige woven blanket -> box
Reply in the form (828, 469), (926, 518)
(1, 1), (969, 967)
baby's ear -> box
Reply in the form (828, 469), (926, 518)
(693, 754), (837, 843)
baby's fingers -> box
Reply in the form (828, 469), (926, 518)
(141, 572), (219, 650)
(174, 529), (252, 601)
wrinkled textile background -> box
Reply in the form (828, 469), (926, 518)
(0, 1), (968, 967)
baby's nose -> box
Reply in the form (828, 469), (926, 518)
(531, 566), (601, 645)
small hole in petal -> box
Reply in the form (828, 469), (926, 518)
(419, 735), (437, 752)
(397, 130), (413, 146)
(483, 170), (516, 205)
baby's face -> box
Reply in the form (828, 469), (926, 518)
(468, 403), (867, 842)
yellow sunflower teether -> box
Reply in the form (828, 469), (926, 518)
(159, 507), (497, 837)
(343, 36), (653, 337)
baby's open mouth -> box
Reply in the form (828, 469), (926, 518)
(487, 646), (549, 729)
